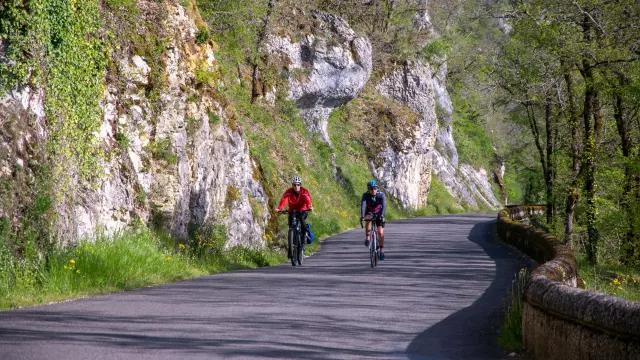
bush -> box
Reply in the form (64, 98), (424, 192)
(195, 25), (210, 45)
(150, 138), (177, 165)
(208, 110), (221, 125)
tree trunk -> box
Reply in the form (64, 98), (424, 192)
(581, 14), (600, 265)
(563, 68), (581, 245)
(251, 0), (276, 104)
(582, 67), (598, 264)
(614, 76), (639, 263)
(526, 102), (547, 175)
(545, 96), (554, 224)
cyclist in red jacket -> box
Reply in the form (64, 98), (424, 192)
(277, 176), (313, 258)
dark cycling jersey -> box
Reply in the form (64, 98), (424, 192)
(360, 191), (386, 218)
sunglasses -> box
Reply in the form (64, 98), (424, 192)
(292, 183), (301, 186)
(369, 187), (378, 190)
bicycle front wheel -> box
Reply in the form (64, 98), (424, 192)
(289, 229), (296, 266)
(370, 233), (376, 268)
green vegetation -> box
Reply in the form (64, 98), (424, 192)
(149, 138), (178, 165)
(0, 0), (108, 188)
(490, 0), (640, 267)
(451, 92), (495, 170)
(578, 256), (640, 303)
(498, 268), (528, 352)
(0, 228), (283, 309)
(207, 110), (221, 125)
(195, 25), (210, 44)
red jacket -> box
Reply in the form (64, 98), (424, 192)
(277, 187), (312, 211)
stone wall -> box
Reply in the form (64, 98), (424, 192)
(497, 206), (640, 360)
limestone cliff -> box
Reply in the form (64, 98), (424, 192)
(0, 1), (268, 247)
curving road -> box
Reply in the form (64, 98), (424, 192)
(0, 215), (531, 359)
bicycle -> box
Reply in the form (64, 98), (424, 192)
(278, 209), (311, 266)
(360, 215), (381, 268)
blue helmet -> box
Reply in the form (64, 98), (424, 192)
(367, 180), (378, 189)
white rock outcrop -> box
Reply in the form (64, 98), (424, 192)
(265, 11), (372, 143)
(431, 63), (501, 210)
(374, 62), (438, 209)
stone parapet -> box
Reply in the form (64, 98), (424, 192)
(497, 206), (640, 360)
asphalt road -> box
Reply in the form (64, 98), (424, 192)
(0, 215), (531, 360)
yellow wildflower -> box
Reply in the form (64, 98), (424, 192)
(70, 259), (76, 264)
(613, 278), (619, 284)
(165, 256), (172, 261)
(76, 270), (80, 274)
(617, 286), (623, 290)
(179, 243), (185, 249)
(130, 267), (133, 271)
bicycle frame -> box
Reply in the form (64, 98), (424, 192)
(362, 216), (381, 268)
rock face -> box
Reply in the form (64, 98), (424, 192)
(431, 64), (501, 210)
(0, 2), (268, 247)
(374, 62), (438, 209)
(264, 11), (372, 144)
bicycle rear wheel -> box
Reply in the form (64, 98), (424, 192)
(296, 231), (304, 266)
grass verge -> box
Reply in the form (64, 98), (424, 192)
(577, 255), (640, 302)
(497, 268), (527, 352)
(0, 228), (284, 310)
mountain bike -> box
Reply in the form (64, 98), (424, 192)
(361, 215), (381, 268)
(278, 209), (311, 266)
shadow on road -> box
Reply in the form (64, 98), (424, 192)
(406, 219), (533, 360)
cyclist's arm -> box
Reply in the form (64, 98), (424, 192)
(277, 190), (290, 211)
(303, 190), (313, 210)
(380, 192), (387, 217)
(360, 193), (367, 218)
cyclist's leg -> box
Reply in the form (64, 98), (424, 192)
(376, 214), (385, 258)
(364, 213), (373, 246)
(300, 212), (308, 243)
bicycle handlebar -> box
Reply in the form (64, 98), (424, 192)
(360, 215), (384, 228)
(277, 209), (312, 215)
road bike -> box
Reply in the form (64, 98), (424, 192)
(361, 215), (381, 268)
(278, 209), (311, 266)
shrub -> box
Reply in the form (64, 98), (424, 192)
(195, 25), (210, 45)
(114, 132), (130, 150)
(208, 110), (221, 125)
(150, 138), (177, 165)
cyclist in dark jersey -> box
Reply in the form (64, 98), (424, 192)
(360, 180), (386, 260)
